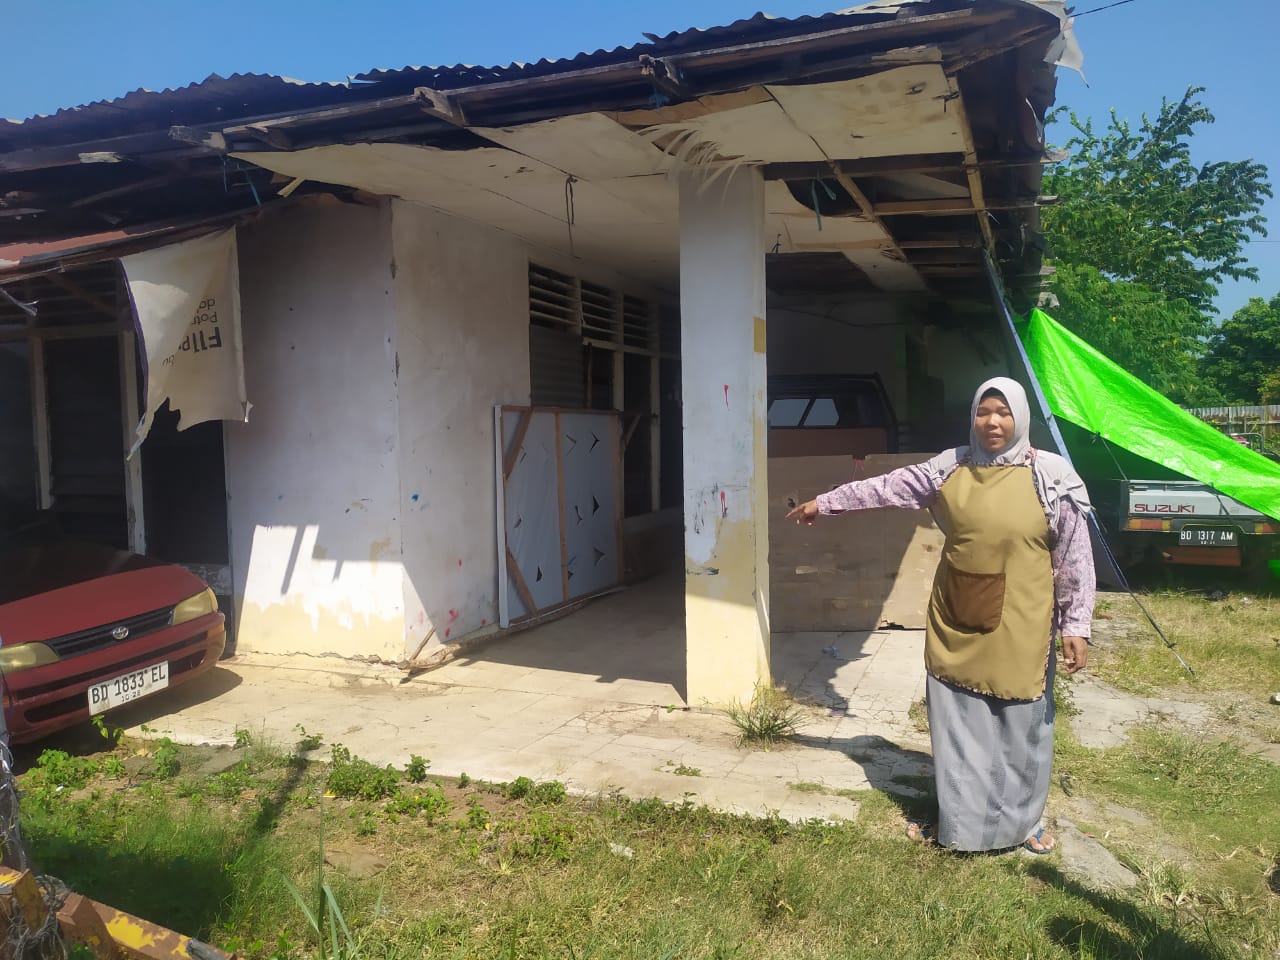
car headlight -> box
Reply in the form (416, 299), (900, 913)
(172, 588), (219, 626)
(0, 643), (60, 674)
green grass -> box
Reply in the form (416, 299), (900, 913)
(13, 590), (1280, 960)
(1093, 590), (1280, 699)
(1056, 722), (1280, 898)
(14, 737), (1275, 960)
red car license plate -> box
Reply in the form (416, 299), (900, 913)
(88, 662), (170, 715)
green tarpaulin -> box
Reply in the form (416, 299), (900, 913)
(1017, 308), (1280, 523)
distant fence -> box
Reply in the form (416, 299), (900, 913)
(1185, 405), (1280, 446)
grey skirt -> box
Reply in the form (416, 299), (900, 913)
(926, 651), (1056, 851)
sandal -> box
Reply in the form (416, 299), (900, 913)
(906, 821), (936, 844)
(1022, 827), (1056, 855)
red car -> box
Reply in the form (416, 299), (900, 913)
(0, 540), (225, 744)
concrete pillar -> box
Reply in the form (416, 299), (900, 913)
(679, 168), (770, 706)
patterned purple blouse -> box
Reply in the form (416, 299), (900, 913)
(814, 454), (1096, 638)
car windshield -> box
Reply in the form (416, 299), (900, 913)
(767, 379), (889, 429)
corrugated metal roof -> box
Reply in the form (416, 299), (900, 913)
(1, 72), (375, 149)
(0, 214), (243, 279)
(2, 5), (908, 144)
(353, 7), (901, 87)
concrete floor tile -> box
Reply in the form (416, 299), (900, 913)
(523, 730), (620, 760)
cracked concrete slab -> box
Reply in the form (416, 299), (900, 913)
(1048, 816), (1140, 891)
(1067, 675), (1213, 749)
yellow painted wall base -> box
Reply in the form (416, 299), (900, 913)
(685, 583), (770, 707)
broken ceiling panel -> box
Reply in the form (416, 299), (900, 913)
(648, 100), (827, 166)
(472, 113), (673, 180)
(231, 143), (679, 282)
(764, 180), (885, 254)
(843, 247), (927, 292)
(762, 180), (927, 293)
(766, 64), (964, 161)
(230, 143), (663, 224)
(873, 171), (970, 200)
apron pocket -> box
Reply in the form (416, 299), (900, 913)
(944, 565), (1006, 633)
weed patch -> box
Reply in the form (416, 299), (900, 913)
(725, 685), (807, 745)
(404, 755), (429, 783)
(1058, 721), (1280, 898)
(326, 745), (400, 801)
(384, 788), (450, 823)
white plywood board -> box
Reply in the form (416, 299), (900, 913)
(474, 113), (674, 180)
(558, 412), (621, 600)
(689, 99), (827, 164)
(767, 64), (965, 160)
(503, 410), (563, 617)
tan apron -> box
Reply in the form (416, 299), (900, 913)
(925, 464), (1053, 701)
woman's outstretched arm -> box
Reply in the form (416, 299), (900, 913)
(788, 459), (944, 524)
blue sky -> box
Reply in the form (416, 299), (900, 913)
(2, 0), (1276, 318)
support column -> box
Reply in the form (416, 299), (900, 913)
(679, 168), (770, 706)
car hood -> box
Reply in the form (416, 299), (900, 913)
(0, 542), (205, 646)
(0, 542), (163, 605)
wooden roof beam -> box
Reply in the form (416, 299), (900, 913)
(825, 161), (925, 288)
(945, 79), (995, 256)
(874, 196), (1051, 216)
(762, 152), (1058, 182)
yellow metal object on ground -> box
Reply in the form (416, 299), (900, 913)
(0, 867), (237, 960)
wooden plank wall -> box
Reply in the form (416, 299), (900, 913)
(769, 453), (944, 632)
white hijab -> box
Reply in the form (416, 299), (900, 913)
(968, 376), (1032, 466)
(928, 377), (1093, 519)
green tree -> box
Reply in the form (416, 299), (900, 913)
(1049, 263), (1219, 403)
(1042, 87), (1271, 400)
(1262, 372), (1280, 406)
(1200, 294), (1280, 404)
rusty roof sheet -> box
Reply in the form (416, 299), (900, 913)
(1, 72), (372, 149)
(0, 214), (244, 278)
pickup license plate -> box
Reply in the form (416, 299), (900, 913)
(88, 662), (169, 715)
(1177, 526), (1240, 547)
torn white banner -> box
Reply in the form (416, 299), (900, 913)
(1010, 0), (1085, 79)
(121, 228), (249, 453)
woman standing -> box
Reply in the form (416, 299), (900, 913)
(786, 377), (1095, 854)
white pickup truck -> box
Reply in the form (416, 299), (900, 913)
(1116, 480), (1279, 575)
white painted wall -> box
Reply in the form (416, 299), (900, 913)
(225, 195), (674, 663)
(390, 201), (531, 656)
(227, 200), (407, 660)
